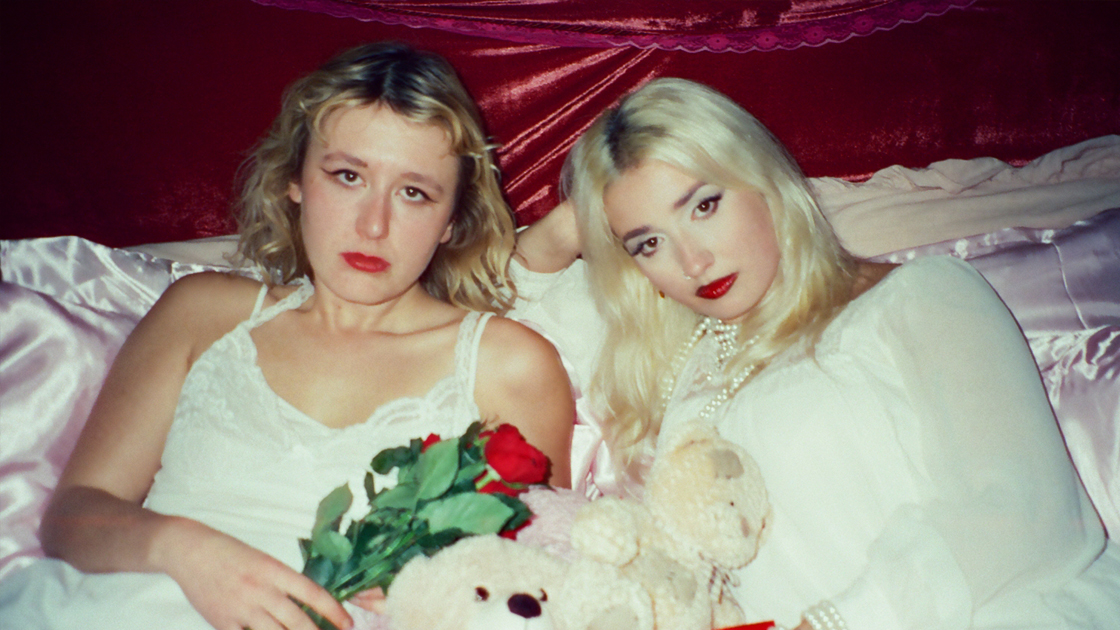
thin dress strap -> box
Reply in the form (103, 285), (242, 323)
(455, 311), (494, 418)
(247, 278), (314, 329)
(250, 283), (270, 316)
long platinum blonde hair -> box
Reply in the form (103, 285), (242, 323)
(563, 78), (857, 479)
(236, 42), (516, 312)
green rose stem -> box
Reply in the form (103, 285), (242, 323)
(295, 423), (545, 630)
(474, 467), (500, 489)
(332, 526), (421, 600)
(300, 534), (425, 630)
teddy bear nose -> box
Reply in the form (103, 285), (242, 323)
(507, 593), (542, 618)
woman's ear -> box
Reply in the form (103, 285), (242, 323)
(287, 181), (303, 204)
(440, 220), (455, 244)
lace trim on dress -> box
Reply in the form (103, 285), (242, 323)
(248, 278), (313, 329)
(232, 279), (487, 432)
(455, 311), (492, 421)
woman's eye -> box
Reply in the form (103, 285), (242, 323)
(402, 186), (431, 202)
(330, 169), (361, 185)
(695, 194), (721, 217)
(629, 236), (660, 257)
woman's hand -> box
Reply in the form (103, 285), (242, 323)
(348, 587), (387, 614)
(159, 518), (352, 630)
(514, 200), (581, 273)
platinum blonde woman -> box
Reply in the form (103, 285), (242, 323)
(513, 78), (1119, 630)
(1, 42), (574, 630)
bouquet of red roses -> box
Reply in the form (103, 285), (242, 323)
(298, 422), (550, 628)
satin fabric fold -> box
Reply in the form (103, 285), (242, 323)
(0, 239), (251, 580)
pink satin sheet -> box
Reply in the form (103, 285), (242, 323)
(0, 243), (247, 579)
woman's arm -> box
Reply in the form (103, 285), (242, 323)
(514, 200), (581, 273)
(39, 272), (352, 630)
(475, 317), (576, 488)
(832, 257), (1104, 630)
(39, 273), (216, 569)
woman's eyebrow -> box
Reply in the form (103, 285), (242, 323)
(619, 226), (650, 242)
(321, 151), (368, 167)
(673, 182), (705, 209)
(401, 172), (447, 196)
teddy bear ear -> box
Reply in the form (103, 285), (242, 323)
(708, 447), (746, 479)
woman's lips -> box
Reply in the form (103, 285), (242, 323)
(342, 252), (389, 273)
(696, 273), (737, 300)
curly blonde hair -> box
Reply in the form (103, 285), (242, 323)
(236, 42), (515, 312)
(563, 78), (857, 478)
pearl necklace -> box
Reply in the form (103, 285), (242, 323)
(661, 317), (761, 421)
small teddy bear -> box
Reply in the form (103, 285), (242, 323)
(569, 420), (771, 630)
(384, 533), (654, 630)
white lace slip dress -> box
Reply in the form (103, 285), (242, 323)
(0, 278), (493, 630)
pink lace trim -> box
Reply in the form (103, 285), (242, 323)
(252, 0), (977, 53)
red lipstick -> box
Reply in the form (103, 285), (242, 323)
(342, 252), (389, 273)
(696, 273), (737, 300)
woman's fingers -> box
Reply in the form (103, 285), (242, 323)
(240, 608), (284, 630)
(278, 572), (352, 630)
(347, 587), (387, 614)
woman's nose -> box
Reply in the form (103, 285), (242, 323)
(677, 236), (713, 279)
(356, 195), (390, 239)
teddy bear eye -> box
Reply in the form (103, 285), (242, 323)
(475, 587), (489, 601)
(539, 589), (548, 602)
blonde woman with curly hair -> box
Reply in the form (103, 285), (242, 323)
(513, 78), (1118, 630)
(4, 42), (574, 630)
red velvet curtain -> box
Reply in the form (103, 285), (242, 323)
(251, 0), (981, 223)
(252, 0), (967, 52)
(3, 0), (1118, 245)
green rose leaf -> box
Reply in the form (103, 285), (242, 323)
(298, 537), (313, 564)
(414, 529), (467, 554)
(460, 421), (484, 446)
(312, 529), (354, 565)
(303, 554), (337, 588)
(373, 482), (419, 510)
(418, 492), (514, 535)
(312, 484), (353, 537)
(494, 492), (533, 531)
(413, 438), (460, 500)
(454, 460), (487, 487)
(363, 471), (376, 503)
(371, 445), (415, 475)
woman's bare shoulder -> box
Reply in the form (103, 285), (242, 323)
(474, 314), (575, 487)
(148, 272), (266, 348)
(478, 316), (566, 376)
(477, 315), (572, 405)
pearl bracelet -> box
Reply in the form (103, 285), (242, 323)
(803, 600), (848, 630)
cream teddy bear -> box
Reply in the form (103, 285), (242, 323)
(384, 533), (654, 630)
(569, 421), (771, 630)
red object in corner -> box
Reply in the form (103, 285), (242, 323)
(720, 623), (777, 630)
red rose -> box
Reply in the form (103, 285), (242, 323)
(481, 424), (551, 485)
(420, 433), (441, 451)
